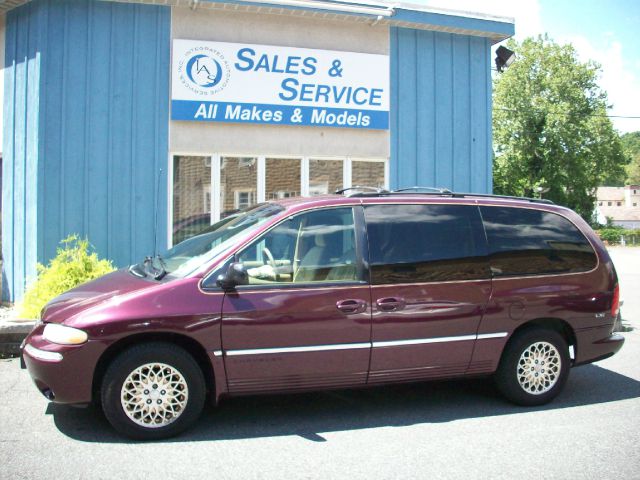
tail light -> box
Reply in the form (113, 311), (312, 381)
(611, 283), (620, 317)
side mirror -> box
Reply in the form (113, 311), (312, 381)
(216, 262), (248, 291)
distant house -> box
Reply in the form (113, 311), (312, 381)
(595, 185), (640, 229)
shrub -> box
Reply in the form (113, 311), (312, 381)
(18, 235), (115, 319)
(597, 228), (625, 244)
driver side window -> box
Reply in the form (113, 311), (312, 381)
(237, 207), (359, 285)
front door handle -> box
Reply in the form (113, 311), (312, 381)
(336, 299), (367, 314)
(376, 297), (406, 312)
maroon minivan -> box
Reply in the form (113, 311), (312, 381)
(21, 189), (624, 439)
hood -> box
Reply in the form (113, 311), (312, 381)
(41, 269), (156, 324)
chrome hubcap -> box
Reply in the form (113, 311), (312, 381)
(517, 341), (561, 395)
(120, 363), (189, 428)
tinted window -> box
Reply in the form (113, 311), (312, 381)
(364, 204), (490, 284)
(480, 206), (597, 277)
(238, 207), (360, 285)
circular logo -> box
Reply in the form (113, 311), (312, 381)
(186, 54), (222, 88)
(178, 46), (230, 96)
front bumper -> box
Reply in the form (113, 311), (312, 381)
(21, 325), (106, 404)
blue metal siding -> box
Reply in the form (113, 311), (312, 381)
(3, 0), (170, 301)
(2, 2), (43, 301)
(39, 0), (170, 269)
(390, 27), (492, 193)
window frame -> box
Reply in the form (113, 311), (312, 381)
(169, 152), (388, 248)
(205, 205), (369, 291)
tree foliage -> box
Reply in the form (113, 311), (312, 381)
(493, 36), (627, 220)
(621, 131), (640, 184)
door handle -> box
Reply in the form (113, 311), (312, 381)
(336, 299), (367, 314)
(376, 297), (406, 312)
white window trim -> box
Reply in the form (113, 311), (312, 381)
(169, 152), (389, 247)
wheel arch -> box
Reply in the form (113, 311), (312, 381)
(92, 333), (216, 405)
(509, 317), (577, 359)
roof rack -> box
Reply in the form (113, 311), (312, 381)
(335, 186), (390, 196)
(339, 185), (554, 205)
(394, 186), (453, 194)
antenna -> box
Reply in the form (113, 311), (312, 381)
(154, 167), (163, 256)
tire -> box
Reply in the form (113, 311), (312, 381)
(101, 342), (206, 440)
(495, 328), (570, 406)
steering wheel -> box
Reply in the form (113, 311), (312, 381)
(262, 247), (279, 281)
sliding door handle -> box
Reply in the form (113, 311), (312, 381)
(376, 297), (406, 312)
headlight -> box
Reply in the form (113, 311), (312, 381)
(43, 324), (88, 345)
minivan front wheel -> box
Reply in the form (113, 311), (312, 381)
(101, 342), (206, 440)
(495, 328), (570, 406)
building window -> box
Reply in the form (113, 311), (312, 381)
(234, 190), (256, 209)
(608, 202), (612, 206)
(352, 159), (386, 188)
(172, 155), (211, 246)
(634, 203), (637, 207)
(170, 153), (388, 246)
(309, 159), (343, 195)
(266, 158), (301, 200)
(220, 157), (258, 218)
(598, 202), (602, 206)
(617, 202), (622, 206)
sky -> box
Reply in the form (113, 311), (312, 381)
(415, 0), (640, 134)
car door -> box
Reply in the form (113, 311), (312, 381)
(220, 206), (372, 394)
(364, 202), (493, 383)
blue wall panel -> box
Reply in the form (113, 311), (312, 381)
(3, 0), (170, 301)
(390, 27), (492, 193)
(2, 3), (43, 301)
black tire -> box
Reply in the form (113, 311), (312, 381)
(495, 328), (570, 406)
(101, 342), (206, 440)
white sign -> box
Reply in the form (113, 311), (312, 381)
(171, 39), (389, 130)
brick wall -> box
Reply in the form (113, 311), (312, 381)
(221, 157), (258, 214)
(352, 161), (385, 188)
(266, 158), (301, 199)
(309, 159), (343, 195)
(173, 156), (210, 223)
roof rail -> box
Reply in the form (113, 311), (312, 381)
(335, 186), (390, 196)
(339, 185), (554, 204)
(394, 186), (453, 194)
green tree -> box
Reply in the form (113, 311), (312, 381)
(493, 36), (627, 220)
(620, 131), (640, 184)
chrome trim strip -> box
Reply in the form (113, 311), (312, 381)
(476, 332), (508, 340)
(221, 332), (509, 356)
(225, 342), (371, 356)
(24, 344), (63, 362)
(372, 334), (477, 348)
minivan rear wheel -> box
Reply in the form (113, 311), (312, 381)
(101, 342), (206, 440)
(495, 328), (570, 406)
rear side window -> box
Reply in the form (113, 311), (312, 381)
(364, 204), (490, 284)
(480, 206), (597, 277)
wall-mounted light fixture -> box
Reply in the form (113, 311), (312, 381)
(495, 46), (516, 72)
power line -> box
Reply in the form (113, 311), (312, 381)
(495, 107), (640, 120)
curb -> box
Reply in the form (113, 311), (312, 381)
(0, 321), (35, 358)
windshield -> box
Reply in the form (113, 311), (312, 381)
(139, 203), (285, 279)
